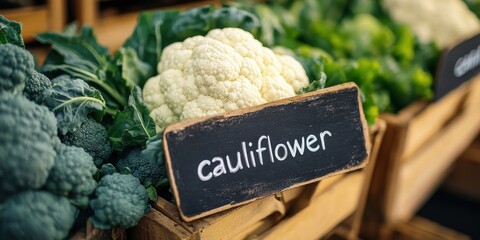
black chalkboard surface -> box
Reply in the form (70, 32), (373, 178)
(435, 32), (480, 101)
(163, 82), (371, 221)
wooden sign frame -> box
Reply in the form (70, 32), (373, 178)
(163, 82), (371, 222)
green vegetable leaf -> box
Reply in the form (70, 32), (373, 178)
(108, 86), (156, 151)
(113, 47), (153, 88)
(146, 185), (158, 202)
(142, 134), (170, 188)
(40, 76), (106, 134)
(0, 15), (24, 48)
(37, 26), (128, 109)
(123, 10), (180, 74)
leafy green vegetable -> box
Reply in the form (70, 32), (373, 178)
(108, 86), (156, 152)
(123, 10), (180, 72)
(0, 15), (24, 48)
(37, 26), (153, 112)
(40, 75), (106, 134)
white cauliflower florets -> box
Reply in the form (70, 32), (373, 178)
(143, 28), (309, 132)
(384, 0), (480, 48)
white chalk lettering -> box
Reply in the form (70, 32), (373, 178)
(226, 152), (243, 173)
(198, 160), (212, 181)
(212, 157), (226, 177)
(196, 130), (333, 181)
(306, 134), (320, 152)
(286, 137), (305, 157)
(275, 143), (288, 161)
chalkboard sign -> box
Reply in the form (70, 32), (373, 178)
(435, 32), (480, 101)
(163, 82), (371, 221)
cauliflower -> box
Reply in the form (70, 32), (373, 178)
(61, 117), (112, 166)
(143, 27), (309, 132)
(0, 92), (60, 198)
(0, 43), (34, 95)
(44, 144), (97, 208)
(0, 191), (77, 240)
(24, 70), (52, 102)
(384, 0), (480, 47)
(89, 173), (149, 229)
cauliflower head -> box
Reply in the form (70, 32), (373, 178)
(89, 173), (149, 229)
(384, 0), (480, 47)
(143, 27), (309, 132)
(44, 144), (97, 208)
(0, 191), (77, 240)
(0, 92), (60, 197)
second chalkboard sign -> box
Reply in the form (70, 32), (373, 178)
(163, 82), (371, 221)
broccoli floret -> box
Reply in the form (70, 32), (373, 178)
(89, 173), (149, 229)
(0, 43), (34, 95)
(61, 117), (112, 166)
(44, 144), (97, 208)
(24, 70), (51, 102)
(116, 147), (165, 186)
(0, 190), (77, 240)
(0, 92), (60, 198)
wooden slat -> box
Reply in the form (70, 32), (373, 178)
(389, 105), (480, 222)
(391, 216), (471, 240)
(400, 81), (468, 162)
(258, 171), (365, 240)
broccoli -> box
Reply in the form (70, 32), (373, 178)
(0, 92), (60, 198)
(0, 43), (34, 95)
(24, 70), (52, 102)
(44, 144), (97, 208)
(0, 190), (77, 240)
(61, 117), (112, 166)
(115, 147), (165, 186)
(89, 173), (149, 230)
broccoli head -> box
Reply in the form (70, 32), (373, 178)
(116, 147), (165, 186)
(0, 190), (77, 240)
(89, 173), (149, 229)
(0, 92), (60, 198)
(24, 70), (52, 102)
(44, 144), (97, 208)
(61, 117), (112, 166)
(0, 43), (34, 95)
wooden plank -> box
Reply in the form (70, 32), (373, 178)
(258, 171), (365, 240)
(391, 216), (471, 240)
(389, 107), (480, 222)
(400, 81), (468, 162)
(48, 0), (66, 31)
(129, 210), (191, 240)
(443, 139), (480, 200)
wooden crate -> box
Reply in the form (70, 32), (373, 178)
(129, 121), (386, 240)
(361, 76), (480, 239)
(0, 0), (66, 43)
(443, 135), (480, 201)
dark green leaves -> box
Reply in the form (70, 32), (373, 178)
(40, 76), (106, 134)
(108, 87), (156, 152)
(0, 15), (24, 48)
(124, 10), (180, 73)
